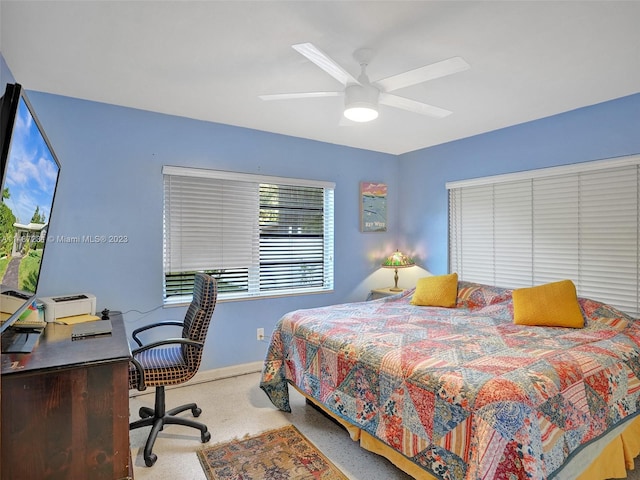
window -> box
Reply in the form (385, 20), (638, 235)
(163, 166), (334, 303)
(448, 154), (640, 316)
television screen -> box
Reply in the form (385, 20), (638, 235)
(0, 83), (61, 334)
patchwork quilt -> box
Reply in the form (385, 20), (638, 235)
(260, 282), (640, 480)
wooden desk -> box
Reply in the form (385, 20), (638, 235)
(1, 313), (132, 480)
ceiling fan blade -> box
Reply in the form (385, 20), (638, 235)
(379, 93), (452, 118)
(292, 43), (358, 86)
(376, 56), (470, 92)
(259, 91), (342, 101)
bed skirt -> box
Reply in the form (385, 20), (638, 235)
(294, 384), (640, 480)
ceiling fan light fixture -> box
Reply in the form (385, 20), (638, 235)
(344, 84), (379, 122)
(344, 106), (379, 122)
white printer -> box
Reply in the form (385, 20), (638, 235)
(39, 293), (97, 323)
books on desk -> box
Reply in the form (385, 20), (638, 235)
(2, 315), (113, 353)
(12, 314), (46, 329)
(0, 298), (46, 328)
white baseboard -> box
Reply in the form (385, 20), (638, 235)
(190, 361), (263, 384)
(129, 361), (263, 398)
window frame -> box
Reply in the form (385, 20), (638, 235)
(162, 166), (335, 304)
(447, 154), (640, 316)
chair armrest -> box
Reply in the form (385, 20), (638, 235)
(129, 357), (147, 391)
(131, 337), (203, 355)
(132, 321), (185, 347)
(129, 338), (203, 392)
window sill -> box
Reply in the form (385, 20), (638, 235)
(163, 288), (334, 308)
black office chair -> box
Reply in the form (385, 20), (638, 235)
(128, 273), (217, 466)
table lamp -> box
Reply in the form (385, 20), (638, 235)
(382, 250), (415, 291)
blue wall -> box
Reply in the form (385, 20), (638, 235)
(1, 53), (401, 370)
(398, 93), (640, 275)
(3, 50), (639, 371)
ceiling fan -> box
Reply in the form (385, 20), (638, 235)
(259, 43), (470, 123)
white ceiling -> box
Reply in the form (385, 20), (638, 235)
(1, 1), (639, 155)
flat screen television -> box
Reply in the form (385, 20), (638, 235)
(0, 83), (61, 335)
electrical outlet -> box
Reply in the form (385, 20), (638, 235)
(257, 327), (265, 341)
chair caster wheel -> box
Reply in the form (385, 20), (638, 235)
(201, 430), (211, 443)
(139, 407), (153, 418)
(192, 407), (202, 417)
(144, 453), (157, 467)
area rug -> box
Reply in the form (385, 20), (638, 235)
(197, 424), (349, 480)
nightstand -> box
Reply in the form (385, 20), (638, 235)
(369, 287), (405, 300)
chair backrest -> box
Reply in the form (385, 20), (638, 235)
(181, 273), (218, 372)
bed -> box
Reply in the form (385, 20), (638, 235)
(260, 280), (640, 479)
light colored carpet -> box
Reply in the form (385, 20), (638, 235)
(129, 372), (413, 480)
(129, 372), (640, 480)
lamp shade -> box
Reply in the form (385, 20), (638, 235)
(382, 250), (415, 291)
(344, 83), (379, 122)
(382, 250), (415, 269)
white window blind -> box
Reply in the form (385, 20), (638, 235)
(163, 166), (335, 303)
(164, 176), (259, 272)
(495, 180), (533, 288)
(532, 175), (579, 285)
(448, 155), (640, 316)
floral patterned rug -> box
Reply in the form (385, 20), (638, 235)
(197, 425), (349, 480)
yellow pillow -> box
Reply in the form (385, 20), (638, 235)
(513, 280), (584, 328)
(411, 273), (458, 307)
